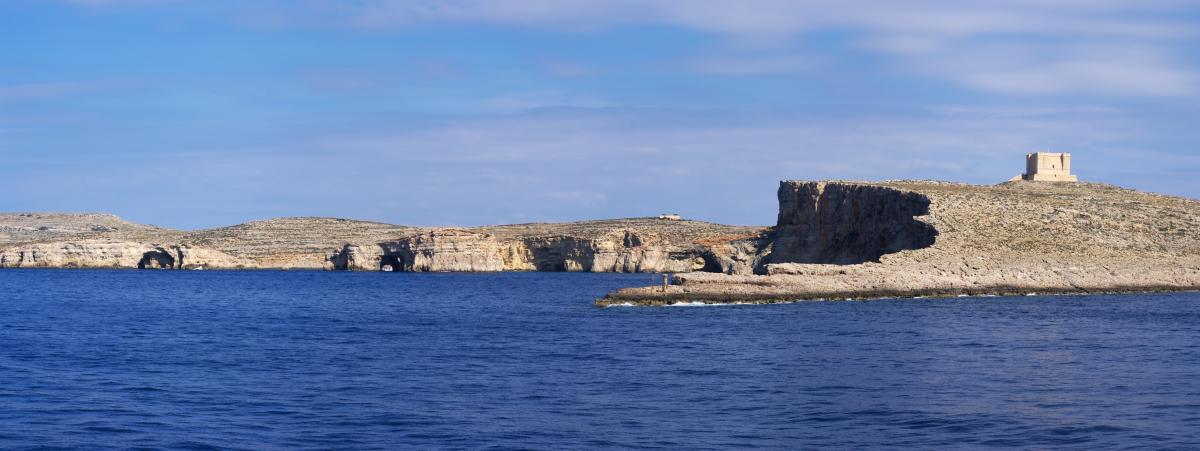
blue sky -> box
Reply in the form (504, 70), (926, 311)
(3, 0), (1199, 229)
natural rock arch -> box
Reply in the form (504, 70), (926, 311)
(137, 248), (175, 269)
(379, 254), (404, 272)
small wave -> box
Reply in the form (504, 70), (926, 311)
(169, 441), (223, 451)
(667, 301), (724, 307)
(122, 386), (166, 393)
(81, 425), (137, 434)
(666, 301), (759, 307)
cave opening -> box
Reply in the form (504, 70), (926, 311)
(698, 252), (724, 273)
(137, 249), (175, 269)
(380, 254), (404, 272)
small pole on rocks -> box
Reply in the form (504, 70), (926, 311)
(662, 273), (670, 292)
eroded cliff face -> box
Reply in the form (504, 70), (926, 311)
(0, 241), (246, 269)
(602, 180), (1200, 306)
(766, 181), (937, 265)
(326, 227), (771, 274)
(3, 214), (768, 272)
(519, 231), (719, 273)
(381, 229), (509, 272)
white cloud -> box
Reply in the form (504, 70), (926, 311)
(687, 54), (817, 75)
(228, 0), (1196, 40)
(10, 102), (1191, 226)
(918, 45), (1196, 96)
(311, 106), (1137, 183)
(212, 0), (1200, 97)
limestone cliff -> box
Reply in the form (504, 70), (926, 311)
(0, 240), (246, 269)
(2, 213), (767, 273)
(327, 220), (769, 274)
(601, 180), (1200, 306)
(380, 229), (510, 272)
(767, 181), (936, 264)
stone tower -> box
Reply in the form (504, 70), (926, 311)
(1023, 152), (1077, 182)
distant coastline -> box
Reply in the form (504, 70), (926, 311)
(0, 214), (766, 274)
(5, 179), (1200, 307)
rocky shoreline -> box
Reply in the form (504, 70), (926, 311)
(0, 214), (767, 273)
(6, 179), (1199, 306)
(600, 180), (1200, 306)
(598, 283), (1200, 307)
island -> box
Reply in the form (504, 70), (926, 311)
(5, 152), (1199, 306)
(600, 178), (1200, 305)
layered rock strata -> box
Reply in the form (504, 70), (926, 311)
(600, 180), (1200, 306)
(1, 214), (767, 273)
(327, 221), (769, 273)
(0, 240), (246, 269)
(767, 181), (936, 264)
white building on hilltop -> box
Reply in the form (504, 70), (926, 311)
(1023, 152), (1077, 182)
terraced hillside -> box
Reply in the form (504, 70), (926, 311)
(183, 218), (420, 269)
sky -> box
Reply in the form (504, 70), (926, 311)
(2, 0), (1200, 230)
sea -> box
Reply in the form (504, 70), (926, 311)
(1, 270), (1199, 450)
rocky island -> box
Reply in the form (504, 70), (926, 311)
(5, 151), (1199, 306)
(600, 179), (1200, 306)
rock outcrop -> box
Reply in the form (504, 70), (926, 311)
(326, 222), (770, 273)
(2, 213), (768, 273)
(185, 217), (418, 269)
(0, 240), (246, 269)
(767, 181), (936, 264)
(600, 180), (1200, 306)
(380, 229), (510, 272)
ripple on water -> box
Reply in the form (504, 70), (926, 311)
(1, 271), (1200, 449)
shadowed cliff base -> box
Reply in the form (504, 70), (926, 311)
(330, 222), (770, 274)
(765, 181), (938, 265)
(602, 180), (1200, 306)
(137, 248), (175, 269)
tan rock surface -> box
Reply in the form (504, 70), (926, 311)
(2, 213), (767, 272)
(184, 217), (418, 269)
(334, 219), (767, 273)
(599, 180), (1200, 306)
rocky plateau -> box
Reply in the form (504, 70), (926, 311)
(600, 180), (1200, 306)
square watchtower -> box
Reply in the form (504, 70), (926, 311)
(1023, 152), (1077, 182)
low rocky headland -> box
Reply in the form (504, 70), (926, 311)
(600, 180), (1200, 306)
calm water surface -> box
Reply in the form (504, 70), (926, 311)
(1, 270), (1199, 449)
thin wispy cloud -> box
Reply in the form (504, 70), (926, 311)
(5, 1), (1200, 228)
(0, 82), (93, 101)
(686, 54), (817, 76)
(73, 0), (1199, 97)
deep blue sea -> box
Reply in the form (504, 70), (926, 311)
(2, 270), (1199, 449)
